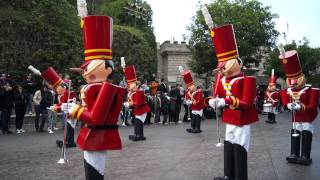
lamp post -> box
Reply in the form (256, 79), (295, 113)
(123, 0), (149, 28)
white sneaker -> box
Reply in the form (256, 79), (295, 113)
(20, 129), (25, 133)
(53, 127), (59, 131)
(178, 121), (183, 124)
(29, 112), (33, 115)
(48, 129), (54, 134)
(16, 129), (21, 134)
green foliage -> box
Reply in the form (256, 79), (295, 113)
(97, 0), (157, 81)
(0, 0), (82, 86)
(267, 38), (320, 87)
(0, 0), (157, 87)
(186, 0), (279, 79)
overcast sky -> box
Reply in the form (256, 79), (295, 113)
(146, 0), (320, 47)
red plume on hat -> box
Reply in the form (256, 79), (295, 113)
(268, 69), (277, 85)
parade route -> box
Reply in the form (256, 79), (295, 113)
(0, 112), (319, 180)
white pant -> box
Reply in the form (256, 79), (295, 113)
(192, 109), (203, 116)
(67, 118), (77, 128)
(84, 151), (107, 175)
(225, 124), (251, 152)
(136, 113), (147, 123)
(292, 122), (314, 134)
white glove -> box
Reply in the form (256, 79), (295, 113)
(216, 98), (226, 108)
(293, 103), (302, 111)
(208, 99), (217, 109)
(286, 103), (295, 110)
(123, 102), (129, 108)
(208, 98), (226, 108)
(61, 103), (76, 114)
(47, 106), (54, 111)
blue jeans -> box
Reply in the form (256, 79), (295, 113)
(48, 109), (57, 129)
(34, 105), (48, 131)
(61, 112), (66, 129)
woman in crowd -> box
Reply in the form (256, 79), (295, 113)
(13, 85), (28, 134)
(33, 85), (52, 132)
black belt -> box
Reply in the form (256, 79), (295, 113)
(86, 124), (119, 130)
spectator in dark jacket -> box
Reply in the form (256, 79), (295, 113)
(14, 85), (28, 134)
(0, 82), (14, 134)
(157, 78), (167, 94)
(22, 74), (36, 115)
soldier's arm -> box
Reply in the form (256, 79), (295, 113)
(71, 82), (117, 125)
(225, 76), (256, 109)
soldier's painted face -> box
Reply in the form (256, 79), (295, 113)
(286, 75), (306, 89)
(267, 84), (276, 91)
(56, 85), (66, 95)
(82, 60), (112, 83)
(188, 84), (196, 92)
(129, 82), (137, 91)
(221, 58), (242, 77)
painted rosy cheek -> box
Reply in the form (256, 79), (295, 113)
(89, 74), (96, 80)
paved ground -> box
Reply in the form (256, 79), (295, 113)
(0, 112), (319, 180)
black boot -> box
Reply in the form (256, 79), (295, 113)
(133, 119), (146, 141)
(84, 159), (104, 180)
(186, 114), (195, 133)
(297, 130), (312, 165)
(234, 143), (248, 180)
(193, 115), (202, 133)
(286, 129), (301, 163)
(214, 141), (234, 180)
(129, 118), (138, 140)
(266, 113), (275, 123)
(271, 113), (277, 123)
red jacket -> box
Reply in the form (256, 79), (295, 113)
(214, 73), (258, 126)
(191, 89), (205, 111)
(264, 90), (280, 107)
(72, 82), (125, 151)
(280, 86), (319, 122)
(54, 91), (77, 112)
(128, 90), (151, 116)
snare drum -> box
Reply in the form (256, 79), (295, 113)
(263, 103), (273, 113)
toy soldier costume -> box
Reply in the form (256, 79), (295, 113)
(278, 48), (319, 165)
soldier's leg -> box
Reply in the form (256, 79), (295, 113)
(193, 114), (202, 133)
(214, 124), (238, 180)
(297, 123), (314, 165)
(84, 151), (106, 180)
(186, 113), (195, 133)
(287, 123), (302, 163)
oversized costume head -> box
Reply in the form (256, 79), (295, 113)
(211, 24), (242, 77)
(278, 49), (305, 89)
(267, 69), (277, 91)
(179, 66), (195, 92)
(123, 65), (138, 90)
(80, 15), (114, 83)
(41, 67), (68, 95)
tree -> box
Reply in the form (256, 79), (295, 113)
(186, 0), (279, 84)
(267, 38), (320, 87)
(0, 0), (82, 86)
(97, 0), (157, 81)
